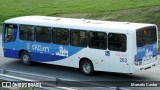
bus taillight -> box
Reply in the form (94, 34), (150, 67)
(134, 55), (139, 66)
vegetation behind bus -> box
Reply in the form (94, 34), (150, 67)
(0, 0), (160, 51)
(0, 25), (2, 33)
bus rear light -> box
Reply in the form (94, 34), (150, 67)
(135, 61), (139, 66)
(134, 55), (139, 66)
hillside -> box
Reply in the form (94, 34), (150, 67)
(0, 0), (160, 51)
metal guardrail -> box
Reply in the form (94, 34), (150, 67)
(0, 68), (122, 90)
(0, 68), (83, 90)
(0, 69), (57, 80)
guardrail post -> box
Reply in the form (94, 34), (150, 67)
(55, 77), (59, 85)
(2, 69), (6, 74)
(115, 86), (120, 90)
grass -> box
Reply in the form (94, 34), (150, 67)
(0, 0), (160, 23)
(0, 0), (160, 27)
(159, 31), (160, 52)
(0, 0), (160, 51)
(0, 25), (2, 34)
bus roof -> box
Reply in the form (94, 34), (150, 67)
(4, 16), (156, 33)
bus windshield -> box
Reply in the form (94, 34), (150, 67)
(136, 26), (157, 47)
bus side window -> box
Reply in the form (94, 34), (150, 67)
(35, 26), (51, 43)
(4, 24), (18, 42)
(70, 30), (87, 47)
(79, 31), (87, 47)
(89, 31), (107, 49)
(20, 25), (35, 41)
(108, 33), (126, 52)
(54, 28), (69, 45)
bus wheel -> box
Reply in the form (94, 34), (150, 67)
(21, 51), (32, 65)
(80, 60), (94, 76)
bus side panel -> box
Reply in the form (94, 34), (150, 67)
(15, 41), (83, 63)
(80, 48), (130, 73)
(3, 48), (19, 59)
(30, 52), (66, 62)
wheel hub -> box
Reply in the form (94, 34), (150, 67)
(83, 63), (91, 73)
(23, 55), (29, 63)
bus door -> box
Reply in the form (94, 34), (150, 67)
(3, 24), (19, 58)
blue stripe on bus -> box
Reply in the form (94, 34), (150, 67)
(4, 49), (19, 59)
(30, 52), (66, 62)
(3, 48), (78, 62)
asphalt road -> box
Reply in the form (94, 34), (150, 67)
(0, 35), (160, 90)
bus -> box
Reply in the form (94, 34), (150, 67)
(2, 16), (158, 75)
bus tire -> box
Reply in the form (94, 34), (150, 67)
(21, 51), (32, 66)
(80, 59), (94, 76)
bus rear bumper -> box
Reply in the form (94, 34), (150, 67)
(130, 60), (158, 73)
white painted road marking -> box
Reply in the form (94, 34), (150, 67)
(0, 74), (34, 81)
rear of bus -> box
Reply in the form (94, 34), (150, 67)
(133, 26), (158, 72)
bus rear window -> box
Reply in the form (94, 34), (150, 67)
(136, 26), (157, 47)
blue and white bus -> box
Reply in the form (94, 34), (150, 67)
(2, 16), (158, 75)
